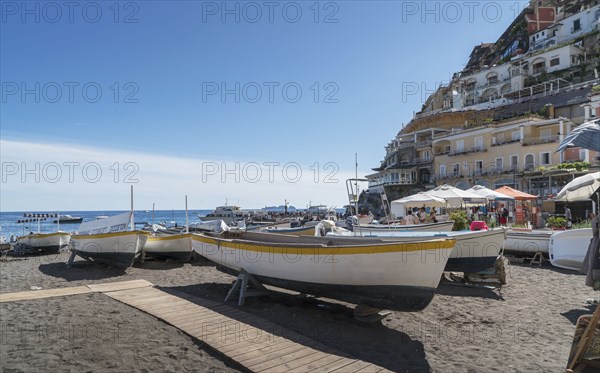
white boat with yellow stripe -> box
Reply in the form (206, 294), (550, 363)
(192, 231), (455, 311)
(15, 232), (71, 254)
(144, 233), (193, 261)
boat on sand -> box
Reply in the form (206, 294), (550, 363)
(192, 230), (455, 312)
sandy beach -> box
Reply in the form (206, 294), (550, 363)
(0, 251), (597, 372)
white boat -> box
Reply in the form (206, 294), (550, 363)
(144, 233), (193, 261)
(53, 215), (83, 224)
(199, 205), (244, 225)
(15, 232), (71, 254)
(70, 230), (149, 268)
(322, 225), (506, 273)
(549, 228), (593, 271)
(504, 230), (552, 255)
(191, 231), (455, 311)
(354, 221), (455, 232)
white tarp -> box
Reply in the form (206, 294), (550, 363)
(466, 185), (514, 200)
(77, 212), (132, 235)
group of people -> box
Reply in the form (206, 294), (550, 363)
(402, 206), (437, 225)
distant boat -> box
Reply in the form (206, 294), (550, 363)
(15, 232), (71, 254)
(192, 231), (456, 312)
(549, 229), (592, 271)
(53, 215), (83, 224)
(199, 205), (244, 225)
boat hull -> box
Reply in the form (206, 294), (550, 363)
(504, 231), (552, 255)
(327, 228), (506, 273)
(70, 231), (148, 268)
(192, 232), (455, 311)
(260, 226), (315, 236)
(549, 229), (592, 271)
(144, 233), (192, 261)
(356, 221), (454, 232)
(16, 232), (71, 254)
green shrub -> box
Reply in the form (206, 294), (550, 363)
(546, 216), (566, 229)
(449, 210), (468, 231)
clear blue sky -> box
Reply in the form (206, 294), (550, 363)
(1, 1), (529, 210)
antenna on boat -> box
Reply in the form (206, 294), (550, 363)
(130, 185), (134, 232)
(57, 210), (60, 232)
(185, 195), (189, 234)
(355, 153), (359, 217)
(152, 202), (155, 224)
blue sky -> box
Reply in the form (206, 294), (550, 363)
(1, 0), (529, 210)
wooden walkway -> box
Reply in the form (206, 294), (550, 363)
(1, 280), (390, 372)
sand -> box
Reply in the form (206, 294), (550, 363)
(0, 251), (598, 372)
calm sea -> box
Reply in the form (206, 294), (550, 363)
(0, 210), (213, 240)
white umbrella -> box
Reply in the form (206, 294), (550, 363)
(390, 192), (446, 218)
(555, 119), (600, 153)
(466, 185), (514, 201)
(555, 172), (600, 202)
(428, 184), (488, 208)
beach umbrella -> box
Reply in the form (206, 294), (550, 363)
(555, 119), (600, 153)
(466, 185), (514, 201)
(390, 192), (446, 218)
(427, 184), (487, 208)
(555, 172), (600, 202)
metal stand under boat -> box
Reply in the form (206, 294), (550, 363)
(225, 269), (269, 306)
(353, 304), (391, 324)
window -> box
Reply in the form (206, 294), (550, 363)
(533, 61), (545, 75)
(497, 133), (505, 144)
(440, 164), (446, 177)
(540, 129), (552, 141)
(475, 161), (483, 175)
(444, 145), (451, 153)
(496, 157), (503, 171)
(540, 152), (550, 165)
(572, 19), (581, 33)
(452, 164), (460, 176)
(456, 140), (464, 151)
(423, 150), (431, 161)
(475, 137), (484, 150)
(525, 154), (535, 170)
(510, 155), (518, 171)
(550, 58), (560, 67)
(512, 131), (521, 141)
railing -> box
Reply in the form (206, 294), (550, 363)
(416, 140), (432, 148)
(447, 146), (487, 156)
(491, 139), (521, 147)
(522, 135), (559, 146)
(532, 67), (547, 76)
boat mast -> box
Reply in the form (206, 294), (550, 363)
(152, 202), (155, 224)
(185, 195), (189, 233)
(354, 153), (359, 217)
(130, 185), (134, 231)
(57, 210), (60, 232)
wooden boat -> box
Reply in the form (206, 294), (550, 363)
(354, 221), (455, 233)
(144, 233), (193, 261)
(549, 228), (593, 271)
(191, 231), (455, 311)
(260, 225), (315, 236)
(70, 231), (149, 268)
(14, 232), (71, 254)
(323, 227), (506, 273)
(504, 230), (552, 255)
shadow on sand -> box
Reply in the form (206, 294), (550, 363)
(561, 304), (597, 325)
(157, 283), (431, 372)
(38, 260), (126, 281)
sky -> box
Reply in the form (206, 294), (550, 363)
(1, 0), (529, 211)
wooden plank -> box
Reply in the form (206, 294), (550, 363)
(86, 279), (153, 292)
(0, 286), (92, 303)
(103, 286), (388, 373)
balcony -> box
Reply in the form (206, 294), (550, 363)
(447, 146), (487, 156)
(416, 140), (432, 149)
(491, 139), (521, 147)
(522, 135), (559, 146)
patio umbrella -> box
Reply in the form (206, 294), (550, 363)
(555, 171), (600, 202)
(390, 192), (446, 218)
(555, 119), (600, 153)
(428, 184), (487, 208)
(466, 185), (514, 201)
(494, 186), (537, 200)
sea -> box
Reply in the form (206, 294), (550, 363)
(0, 210), (213, 240)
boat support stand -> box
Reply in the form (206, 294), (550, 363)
(225, 269), (269, 306)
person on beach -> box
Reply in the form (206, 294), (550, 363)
(499, 204), (508, 226)
(565, 205), (572, 229)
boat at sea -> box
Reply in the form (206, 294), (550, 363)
(549, 228), (593, 271)
(319, 223), (506, 273)
(191, 230), (456, 312)
(53, 215), (83, 224)
(199, 205), (244, 225)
